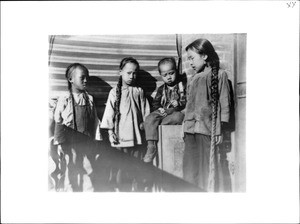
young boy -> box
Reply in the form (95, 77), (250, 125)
(143, 57), (186, 163)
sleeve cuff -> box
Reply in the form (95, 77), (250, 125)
(221, 114), (230, 123)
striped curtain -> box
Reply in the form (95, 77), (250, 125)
(49, 35), (178, 118)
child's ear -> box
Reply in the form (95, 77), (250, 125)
(202, 54), (208, 60)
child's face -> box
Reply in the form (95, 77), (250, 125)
(69, 68), (88, 92)
(120, 62), (137, 86)
(187, 49), (207, 73)
(159, 62), (176, 86)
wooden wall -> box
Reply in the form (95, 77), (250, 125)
(49, 35), (178, 119)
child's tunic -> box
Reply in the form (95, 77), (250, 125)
(54, 91), (102, 144)
(101, 86), (150, 148)
(183, 67), (231, 136)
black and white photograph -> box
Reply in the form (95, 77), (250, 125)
(1, 1), (299, 223)
(48, 34), (246, 193)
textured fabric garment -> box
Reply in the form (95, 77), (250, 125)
(101, 86), (150, 147)
(183, 67), (231, 136)
(144, 110), (184, 141)
(152, 81), (186, 111)
(54, 91), (102, 144)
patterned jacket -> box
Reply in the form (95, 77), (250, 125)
(152, 80), (186, 112)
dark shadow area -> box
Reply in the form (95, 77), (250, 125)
(178, 72), (187, 86)
(49, 126), (203, 192)
(86, 76), (112, 121)
(93, 140), (203, 192)
(136, 69), (157, 108)
(227, 79), (236, 132)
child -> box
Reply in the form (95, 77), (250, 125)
(101, 57), (150, 152)
(101, 57), (150, 191)
(143, 57), (186, 163)
(53, 63), (102, 192)
(182, 39), (231, 192)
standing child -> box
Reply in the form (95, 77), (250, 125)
(101, 57), (150, 190)
(182, 39), (231, 192)
(143, 57), (186, 163)
(53, 63), (102, 192)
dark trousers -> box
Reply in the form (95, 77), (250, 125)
(182, 133), (211, 191)
(144, 110), (184, 141)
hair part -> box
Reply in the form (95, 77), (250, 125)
(119, 57), (140, 71)
(158, 57), (177, 73)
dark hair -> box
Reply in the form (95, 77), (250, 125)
(114, 57), (140, 140)
(119, 57), (140, 71)
(65, 63), (89, 91)
(158, 57), (177, 73)
(185, 38), (220, 72)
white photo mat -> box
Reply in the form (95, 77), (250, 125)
(1, 1), (299, 223)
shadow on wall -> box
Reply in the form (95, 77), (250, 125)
(87, 76), (112, 121)
(228, 79), (236, 132)
(136, 69), (157, 107)
(179, 72), (187, 87)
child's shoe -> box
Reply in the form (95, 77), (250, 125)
(143, 145), (157, 163)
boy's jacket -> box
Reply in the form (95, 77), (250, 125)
(152, 80), (186, 111)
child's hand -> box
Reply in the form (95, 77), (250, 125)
(215, 135), (223, 145)
(158, 108), (167, 117)
(139, 122), (144, 131)
(169, 100), (179, 108)
(109, 131), (118, 145)
(165, 108), (175, 115)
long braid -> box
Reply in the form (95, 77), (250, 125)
(113, 57), (139, 143)
(114, 76), (122, 142)
(208, 55), (220, 192)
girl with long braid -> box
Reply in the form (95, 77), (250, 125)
(182, 39), (231, 192)
(101, 57), (150, 191)
(53, 63), (102, 191)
